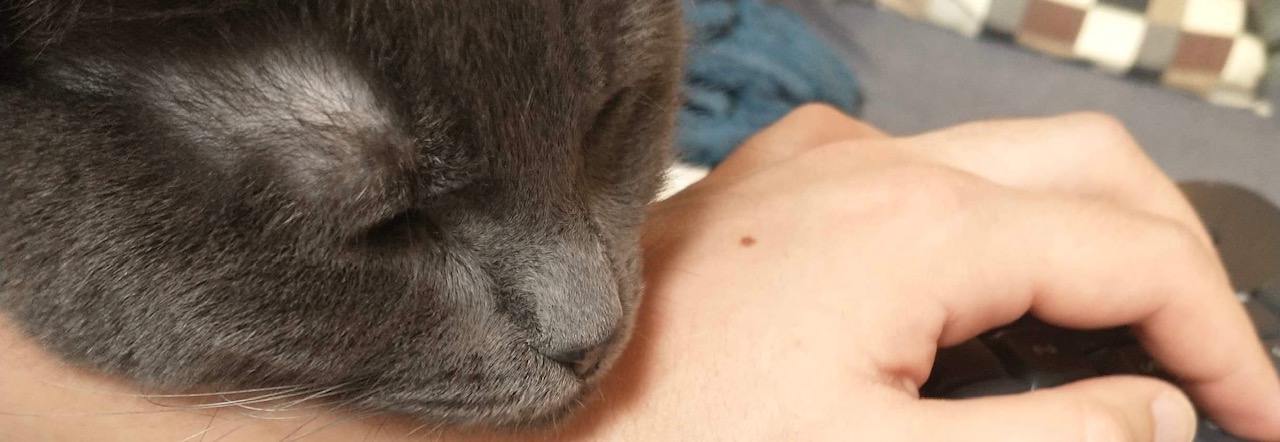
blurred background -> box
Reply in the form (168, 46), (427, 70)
(673, 0), (1280, 206)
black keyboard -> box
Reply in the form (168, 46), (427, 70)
(920, 182), (1280, 441)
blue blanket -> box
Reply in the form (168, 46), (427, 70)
(676, 0), (862, 167)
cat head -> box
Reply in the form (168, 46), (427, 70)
(0, 0), (683, 426)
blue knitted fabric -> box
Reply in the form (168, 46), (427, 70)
(676, 0), (862, 167)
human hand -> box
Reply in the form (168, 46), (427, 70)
(553, 106), (1280, 441)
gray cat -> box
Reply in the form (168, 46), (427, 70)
(0, 0), (684, 427)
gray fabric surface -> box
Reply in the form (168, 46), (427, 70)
(776, 0), (1280, 205)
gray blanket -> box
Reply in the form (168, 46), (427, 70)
(778, 0), (1280, 205)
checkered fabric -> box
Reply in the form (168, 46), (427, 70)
(838, 0), (1271, 110)
(1251, 0), (1280, 101)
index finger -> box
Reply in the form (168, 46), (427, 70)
(901, 112), (1214, 251)
(923, 182), (1280, 440)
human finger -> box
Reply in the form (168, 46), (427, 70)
(900, 112), (1212, 249)
(918, 180), (1280, 440)
(910, 377), (1196, 442)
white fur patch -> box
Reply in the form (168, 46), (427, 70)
(147, 45), (395, 187)
(658, 163), (708, 200)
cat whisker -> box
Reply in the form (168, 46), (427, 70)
(273, 409), (327, 442)
(259, 383), (353, 405)
(252, 389), (375, 423)
(233, 410), (315, 421)
(169, 385), (378, 441)
(198, 407), (221, 442)
(34, 372), (310, 400)
(205, 420), (258, 442)
(138, 385), (312, 400)
(175, 410), (232, 442)
(145, 386), (324, 412)
(0, 383), (364, 419)
(0, 400), (242, 418)
(362, 416), (391, 442)
(230, 383), (358, 414)
(319, 389), (377, 412)
(280, 410), (384, 442)
(175, 424), (217, 442)
(403, 420), (436, 438)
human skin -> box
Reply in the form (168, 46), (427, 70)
(2, 107), (1278, 441)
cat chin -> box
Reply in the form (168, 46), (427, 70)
(390, 337), (633, 429)
(360, 370), (590, 429)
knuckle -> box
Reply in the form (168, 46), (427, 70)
(794, 137), (894, 174)
(1144, 218), (1208, 262)
(1060, 112), (1138, 152)
(885, 164), (989, 213)
(1063, 111), (1126, 136)
(1047, 392), (1134, 442)
(739, 104), (855, 156)
(1051, 112), (1162, 187)
(804, 137), (861, 161)
(851, 163), (993, 222)
(787, 103), (849, 122)
(776, 103), (859, 135)
(1078, 404), (1133, 442)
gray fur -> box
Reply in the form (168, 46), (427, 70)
(0, 0), (684, 427)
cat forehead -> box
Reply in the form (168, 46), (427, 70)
(153, 45), (390, 141)
(23, 0), (681, 188)
(142, 44), (417, 195)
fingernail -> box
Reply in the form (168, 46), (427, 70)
(1151, 390), (1196, 442)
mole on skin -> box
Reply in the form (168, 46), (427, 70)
(740, 236), (756, 247)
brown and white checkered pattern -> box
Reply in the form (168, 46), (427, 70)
(843, 0), (1270, 109)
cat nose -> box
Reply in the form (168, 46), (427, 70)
(547, 338), (611, 378)
(522, 235), (624, 378)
